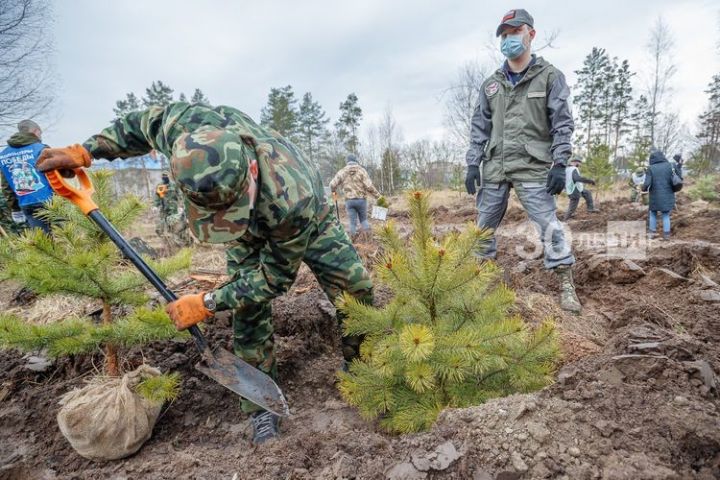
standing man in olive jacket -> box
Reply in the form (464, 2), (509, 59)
(465, 9), (581, 313)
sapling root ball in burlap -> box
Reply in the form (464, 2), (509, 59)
(57, 365), (164, 461)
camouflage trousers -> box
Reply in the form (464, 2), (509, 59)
(226, 209), (373, 413)
(156, 212), (192, 248)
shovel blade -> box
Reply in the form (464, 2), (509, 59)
(195, 347), (289, 417)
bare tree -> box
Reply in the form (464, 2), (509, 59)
(441, 60), (490, 151)
(361, 123), (381, 186)
(0, 0), (55, 131)
(403, 139), (432, 188)
(377, 106), (403, 194)
(645, 16), (677, 146)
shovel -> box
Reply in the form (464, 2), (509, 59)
(333, 191), (341, 219)
(46, 169), (290, 417)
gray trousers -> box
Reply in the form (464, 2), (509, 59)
(476, 182), (575, 269)
(345, 198), (369, 236)
(564, 189), (594, 220)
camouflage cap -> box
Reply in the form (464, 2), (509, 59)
(171, 127), (254, 244)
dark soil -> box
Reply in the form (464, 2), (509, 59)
(2, 193), (720, 479)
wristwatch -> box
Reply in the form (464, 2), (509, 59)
(203, 292), (217, 313)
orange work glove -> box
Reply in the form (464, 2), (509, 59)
(166, 292), (212, 330)
(36, 144), (92, 173)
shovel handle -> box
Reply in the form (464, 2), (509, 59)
(47, 168), (209, 353)
(46, 169), (98, 215)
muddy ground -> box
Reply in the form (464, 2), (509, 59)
(1, 189), (720, 480)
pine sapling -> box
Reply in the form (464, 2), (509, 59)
(0, 170), (190, 402)
(337, 191), (559, 433)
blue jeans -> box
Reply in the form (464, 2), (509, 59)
(476, 182), (575, 269)
(21, 204), (51, 234)
(648, 211), (671, 233)
(345, 198), (369, 236)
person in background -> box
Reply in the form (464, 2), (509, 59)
(0, 120), (53, 233)
(642, 150), (676, 241)
(671, 153), (684, 179)
(330, 154), (381, 240)
(563, 155), (597, 220)
(629, 167), (647, 204)
(153, 170), (191, 248)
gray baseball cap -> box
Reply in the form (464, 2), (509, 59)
(496, 9), (534, 37)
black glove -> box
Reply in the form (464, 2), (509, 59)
(588, 179), (597, 186)
(546, 163), (566, 195)
(465, 165), (481, 195)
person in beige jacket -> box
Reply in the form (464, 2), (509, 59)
(330, 154), (380, 237)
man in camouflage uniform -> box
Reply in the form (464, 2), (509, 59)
(36, 102), (373, 444)
(465, 8), (581, 313)
(329, 154), (381, 239)
(153, 171), (191, 248)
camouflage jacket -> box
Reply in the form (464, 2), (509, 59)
(329, 164), (380, 199)
(83, 103), (331, 311)
(153, 181), (180, 216)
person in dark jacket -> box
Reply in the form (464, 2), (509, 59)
(642, 150), (676, 240)
(563, 156), (597, 220)
(0, 120), (53, 233)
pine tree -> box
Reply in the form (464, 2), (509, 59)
(337, 191), (559, 433)
(336, 93), (363, 154)
(260, 85), (299, 139)
(698, 74), (720, 169)
(179, 92), (188, 102)
(599, 56), (618, 146)
(574, 48), (612, 152)
(143, 81), (175, 108)
(112, 92), (141, 120)
(626, 95), (653, 171)
(297, 92), (329, 159)
(687, 174), (719, 202)
(584, 143), (616, 196)
(610, 60), (634, 159)
(190, 88), (210, 106)
(686, 151), (717, 177)
(0, 171), (190, 401)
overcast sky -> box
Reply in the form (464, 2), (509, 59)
(42, 0), (719, 151)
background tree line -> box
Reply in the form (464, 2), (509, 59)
(6, 2), (717, 196)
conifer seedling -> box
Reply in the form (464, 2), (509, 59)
(0, 171), (190, 402)
(337, 191), (559, 433)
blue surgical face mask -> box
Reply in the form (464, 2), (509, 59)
(501, 33), (527, 59)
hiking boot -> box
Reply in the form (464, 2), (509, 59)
(662, 232), (671, 241)
(250, 410), (280, 444)
(647, 231), (657, 240)
(587, 208), (600, 214)
(555, 265), (582, 314)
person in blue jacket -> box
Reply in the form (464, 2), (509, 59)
(0, 120), (53, 233)
(642, 150), (676, 241)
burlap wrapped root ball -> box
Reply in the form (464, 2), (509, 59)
(57, 364), (165, 461)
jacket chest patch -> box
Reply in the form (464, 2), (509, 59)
(527, 91), (546, 98)
(485, 81), (500, 97)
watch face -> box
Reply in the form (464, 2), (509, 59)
(204, 293), (216, 311)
